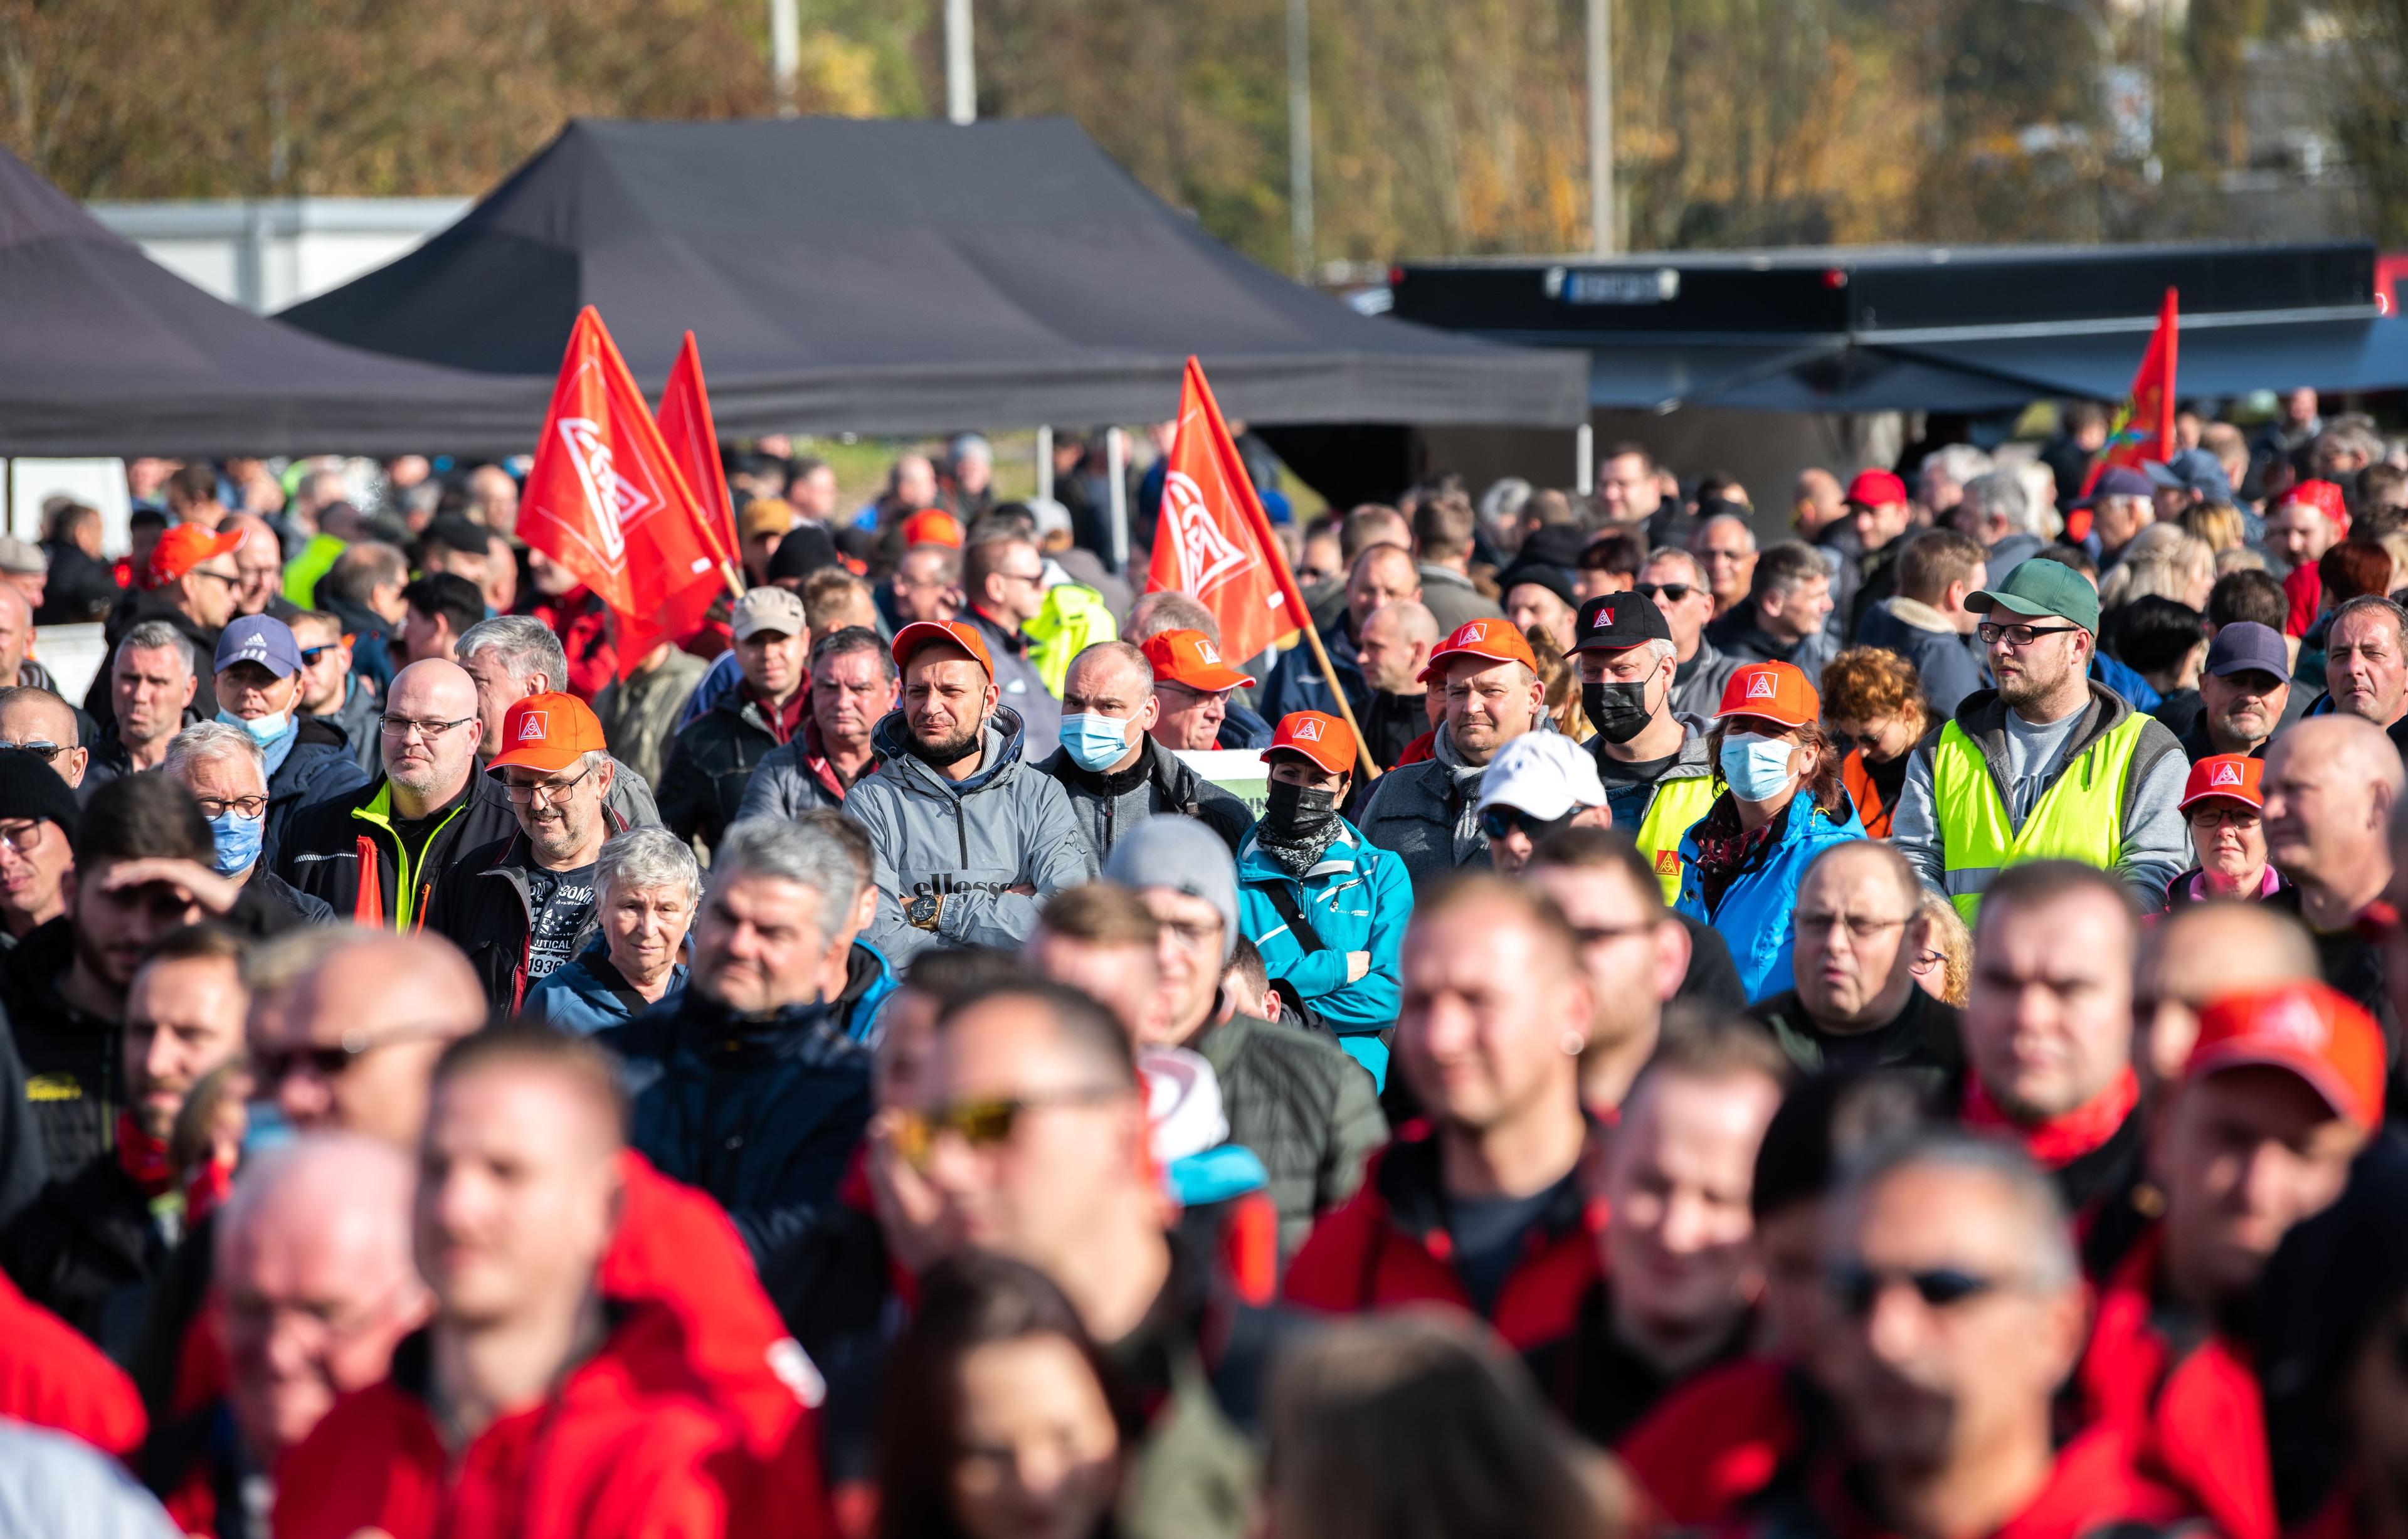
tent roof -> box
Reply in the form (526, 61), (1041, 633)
(278, 117), (1588, 433)
(0, 149), (544, 457)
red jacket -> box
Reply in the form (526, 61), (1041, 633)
(0, 1267), (145, 1459)
(1620, 1356), (1819, 1524)
(531, 588), (618, 701)
(273, 1303), (773, 1539)
(2071, 1221), (2274, 1539)
(1282, 1126), (1603, 1351)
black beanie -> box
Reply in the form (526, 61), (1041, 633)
(767, 522), (840, 584)
(0, 749), (80, 841)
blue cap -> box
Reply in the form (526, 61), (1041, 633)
(2143, 447), (2235, 505)
(214, 615), (303, 679)
(2078, 466), (2156, 506)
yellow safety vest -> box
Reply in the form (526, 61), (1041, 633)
(1931, 712), (2148, 923)
(1635, 773), (1720, 904)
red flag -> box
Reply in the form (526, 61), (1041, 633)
(657, 332), (742, 571)
(1144, 356), (1304, 665)
(520, 307), (724, 677)
(2072, 288), (2178, 542)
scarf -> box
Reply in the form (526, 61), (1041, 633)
(1962, 1066), (2139, 1170)
(1253, 814), (1344, 879)
(1432, 725), (1494, 855)
(115, 1109), (237, 1221)
(1686, 795), (1778, 917)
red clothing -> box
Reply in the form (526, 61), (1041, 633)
(1397, 729), (1436, 766)
(0, 1268), (145, 1459)
(2071, 1222), (2275, 1539)
(2283, 566), (2321, 640)
(273, 1304), (773, 1539)
(532, 588), (618, 700)
(1620, 1356), (1816, 1523)
(1282, 1126), (1603, 1352)
(741, 683), (808, 748)
(1963, 1069), (2139, 1171)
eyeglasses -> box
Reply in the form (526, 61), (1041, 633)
(504, 761), (599, 806)
(1977, 622), (2085, 648)
(1796, 912), (1914, 941)
(297, 645), (343, 667)
(1157, 682), (1233, 709)
(1635, 582), (1694, 603)
(0, 820), (46, 854)
(378, 714), (475, 742)
(253, 1022), (462, 1085)
(2187, 805), (2261, 829)
(194, 795), (269, 820)
(1479, 805), (1576, 842)
(186, 569), (238, 590)
(1158, 916), (1223, 952)
(0, 740), (70, 763)
(1827, 1261), (2011, 1316)
(890, 1087), (1124, 1170)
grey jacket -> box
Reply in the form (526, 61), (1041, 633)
(1890, 680), (2190, 914)
(961, 607), (1062, 761)
(1195, 1012), (1388, 1257)
(1667, 635), (1740, 720)
(1354, 723), (1499, 889)
(1414, 563), (1506, 637)
(845, 706), (1099, 964)
(734, 722), (866, 823)
(593, 646), (710, 790)
(0, 1420), (181, 1538)
(1034, 737), (1254, 859)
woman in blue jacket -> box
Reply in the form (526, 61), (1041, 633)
(525, 827), (697, 1033)
(1235, 710), (1413, 1087)
(1676, 661), (1865, 1002)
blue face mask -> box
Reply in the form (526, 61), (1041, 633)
(208, 809), (264, 877)
(1061, 712), (1133, 773)
(1719, 732), (1799, 803)
(217, 707), (291, 746)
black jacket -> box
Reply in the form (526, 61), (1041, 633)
(275, 773), (515, 929)
(0, 919), (120, 1177)
(1, 1153), (159, 1357)
(657, 690), (791, 852)
(1035, 736), (1254, 859)
(85, 588), (221, 723)
(1750, 985), (1965, 1094)
(260, 719), (371, 874)
(599, 990), (873, 1271)
(34, 541), (123, 626)
(424, 818), (626, 1014)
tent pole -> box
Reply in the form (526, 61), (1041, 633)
(945, 0), (976, 124)
(1575, 422), (1594, 495)
(1036, 425), (1054, 502)
(769, 0), (800, 115)
(1106, 427), (1129, 574)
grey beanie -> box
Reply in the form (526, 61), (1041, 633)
(1102, 813), (1240, 961)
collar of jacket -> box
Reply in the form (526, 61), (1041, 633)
(868, 706), (1028, 797)
(4, 916), (114, 1033)
(1237, 817), (1365, 882)
(963, 606), (1031, 658)
(1418, 562), (1474, 591)
(1950, 679), (2133, 775)
(1371, 1122), (1601, 1256)
(1884, 596), (1960, 635)
(1052, 734), (1156, 798)
(665, 986), (853, 1057)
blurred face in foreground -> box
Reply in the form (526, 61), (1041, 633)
(948, 1333), (1123, 1539)
(1602, 1067), (1781, 1352)
(1963, 887), (2134, 1121)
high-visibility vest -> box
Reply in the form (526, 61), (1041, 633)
(1931, 712), (2149, 923)
(1635, 773), (1720, 904)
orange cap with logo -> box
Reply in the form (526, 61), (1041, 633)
(900, 509), (965, 548)
(890, 620), (995, 678)
(1143, 628), (1256, 692)
(1718, 661), (1820, 729)
(1263, 711), (1356, 776)
(2179, 754), (2264, 813)
(1418, 617), (1540, 685)
(487, 692), (608, 776)
(2185, 981), (2385, 1130)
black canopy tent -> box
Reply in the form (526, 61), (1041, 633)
(281, 117), (1588, 435)
(0, 149), (546, 457)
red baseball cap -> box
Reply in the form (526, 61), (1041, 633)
(2279, 479), (2350, 527)
(2185, 981), (2386, 1130)
(1264, 711), (1356, 776)
(1718, 661), (1820, 728)
(487, 692), (608, 776)
(2179, 754), (2264, 813)
(149, 523), (245, 588)
(891, 620), (993, 678)
(1142, 628), (1255, 692)
(1844, 469), (1909, 508)
(900, 509), (965, 548)
(1418, 617), (1539, 685)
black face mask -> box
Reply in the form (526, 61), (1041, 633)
(1583, 678), (1654, 744)
(1262, 780), (1339, 838)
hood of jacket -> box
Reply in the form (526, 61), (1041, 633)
(868, 704), (1030, 800)
(1947, 678), (2136, 781)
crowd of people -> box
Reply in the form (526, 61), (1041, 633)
(1, 396), (2408, 1539)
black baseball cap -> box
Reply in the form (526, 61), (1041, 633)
(1572, 591), (1673, 652)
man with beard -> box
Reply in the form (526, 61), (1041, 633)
(426, 693), (625, 1013)
(1356, 618), (1549, 888)
(846, 619), (1094, 964)
(2178, 621), (2291, 762)
(288, 609), (380, 773)
(1891, 559), (2190, 919)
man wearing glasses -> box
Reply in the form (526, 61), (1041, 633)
(82, 522), (243, 726)
(274, 659), (512, 931)
(426, 692), (623, 1012)
(957, 531), (1061, 760)
(0, 685), (89, 793)
(1748, 842), (1963, 1088)
(1891, 559), (2190, 919)
(0, 752), (75, 959)
(1634, 549), (1739, 722)
(288, 609), (380, 773)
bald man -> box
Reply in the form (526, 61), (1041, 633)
(0, 685), (88, 789)
(0, 586), (55, 697)
(1037, 641), (1251, 857)
(2133, 902), (2319, 1096)
(2265, 715), (2404, 1029)
(1260, 543), (1425, 724)
(253, 932), (487, 1146)
(275, 658), (515, 928)
(1354, 600), (1440, 771)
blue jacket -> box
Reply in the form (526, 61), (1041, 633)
(1235, 817), (1413, 1041)
(1674, 789), (1866, 1003)
(1259, 620), (1367, 724)
(599, 989), (872, 1269)
(524, 938), (687, 1035)
(833, 938), (898, 1044)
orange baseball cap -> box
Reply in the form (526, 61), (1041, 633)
(1263, 711), (1356, 776)
(2185, 981), (2385, 1129)
(1418, 617), (1539, 685)
(1718, 661), (1819, 728)
(900, 509), (965, 548)
(487, 692), (608, 776)
(891, 619), (994, 677)
(1143, 628), (1256, 692)
(149, 522), (245, 587)
(2179, 754), (2264, 813)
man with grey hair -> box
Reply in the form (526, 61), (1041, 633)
(599, 817), (874, 1266)
(94, 620), (198, 777)
(1639, 546), (1738, 717)
(1706, 540), (1836, 675)
(1953, 467), (2046, 584)
(2266, 714), (2403, 1026)
(1036, 640), (1252, 857)
(455, 613), (660, 830)
(1917, 442), (1995, 521)
(737, 627), (897, 822)
(162, 721), (334, 924)
(524, 826), (700, 1034)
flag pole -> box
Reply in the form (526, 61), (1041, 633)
(1293, 613), (1379, 781)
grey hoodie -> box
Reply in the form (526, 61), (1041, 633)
(1354, 722), (1511, 889)
(845, 705), (1099, 963)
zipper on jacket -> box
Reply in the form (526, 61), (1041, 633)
(956, 798), (969, 866)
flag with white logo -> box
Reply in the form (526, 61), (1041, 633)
(1144, 357), (1304, 665)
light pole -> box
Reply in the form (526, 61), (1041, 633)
(769, 0), (800, 117)
(945, 0), (976, 125)
(1288, 0), (1314, 280)
(1587, 0), (1613, 253)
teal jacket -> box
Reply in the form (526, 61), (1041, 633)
(1235, 818), (1413, 1037)
(1675, 789), (1866, 1003)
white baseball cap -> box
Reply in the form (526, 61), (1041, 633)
(1476, 731), (1608, 822)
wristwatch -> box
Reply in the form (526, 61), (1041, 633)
(906, 893), (944, 932)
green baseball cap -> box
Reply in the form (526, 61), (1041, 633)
(1966, 558), (2100, 635)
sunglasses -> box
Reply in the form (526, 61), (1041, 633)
(890, 1086), (1124, 1170)
(297, 645), (343, 667)
(1827, 1261), (2007, 1316)
(1635, 582), (1694, 603)
(1479, 805), (1576, 843)
(253, 1022), (461, 1085)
